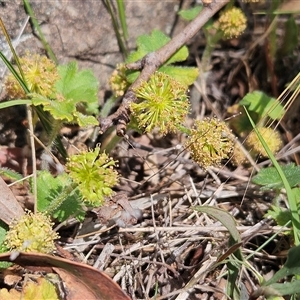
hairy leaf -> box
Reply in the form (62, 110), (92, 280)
(264, 281), (300, 297)
(73, 111), (98, 127)
(56, 61), (98, 104)
(125, 30), (198, 87)
(265, 244), (300, 286)
(0, 168), (22, 181)
(31, 61), (99, 126)
(36, 171), (84, 222)
(159, 65), (199, 87)
(32, 95), (75, 122)
(126, 29), (188, 65)
(178, 6), (203, 21)
(265, 205), (292, 227)
(126, 64), (198, 86)
(252, 163), (300, 190)
(240, 91), (285, 120)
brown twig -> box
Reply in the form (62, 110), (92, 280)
(99, 0), (230, 135)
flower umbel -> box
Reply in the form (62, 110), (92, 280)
(231, 144), (247, 166)
(4, 210), (59, 254)
(5, 53), (59, 99)
(109, 63), (130, 97)
(217, 7), (247, 39)
(130, 72), (190, 135)
(246, 127), (282, 157)
(66, 146), (118, 206)
(186, 118), (234, 169)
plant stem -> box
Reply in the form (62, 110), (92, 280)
(27, 104), (37, 213)
(245, 108), (300, 245)
(116, 0), (128, 40)
(201, 31), (223, 72)
(104, 0), (128, 58)
(23, 0), (58, 64)
(99, 0), (230, 134)
(48, 119), (63, 149)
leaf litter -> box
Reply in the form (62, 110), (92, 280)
(0, 2), (300, 299)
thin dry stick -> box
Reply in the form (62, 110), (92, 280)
(99, 0), (230, 135)
(194, 56), (223, 119)
(26, 105), (37, 212)
(118, 225), (283, 234)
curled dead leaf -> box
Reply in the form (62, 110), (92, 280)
(0, 252), (130, 300)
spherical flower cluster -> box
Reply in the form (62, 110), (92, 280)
(109, 63), (130, 97)
(130, 72), (190, 135)
(231, 144), (247, 166)
(217, 7), (247, 39)
(4, 53), (59, 99)
(186, 118), (234, 169)
(246, 127), (282, 157)
(4, 210), (59, 254)
(66, 147), (119, 206)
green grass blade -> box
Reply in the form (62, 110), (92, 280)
(0, 17), (66, 160)
(194, 205), (242, 245)
(104, 0), (128, 57)
(0, 51), (29, 94)
(0, 99), (31, 109)
(193, 205), (243, 298)
(244, 107), (300, 245)
(116, 0), (128, 40)
(22, 0), (58, 64)
(0, 17), (26, 83)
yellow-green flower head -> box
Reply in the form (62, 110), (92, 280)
(130, 72), (190, 135)
(109, 63), (130, 97)
(231, 144), (247, 166)
(186, 118), (234, 169)
(218, 7), (247, 39)
(246, 127), (282, 157)
(4, 53), (59, 99)
(4, 210), (59, 254)
(66, 146), (118, 206)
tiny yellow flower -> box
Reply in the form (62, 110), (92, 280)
(246, 127), (282, 157)
(131, 72), (190, 135)
(231, 144), (247, 166)
(5, 53), (59, 99)
(4, 210), (59, 254)
(109, 63), (130, 97)
(66, 147), (119, 206)
(217, 7), (247, 39)
(186, 118), (234, 169)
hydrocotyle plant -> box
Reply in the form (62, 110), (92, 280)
(185, 118), (235, 169)
(3, 210), (59, 254)
(130, 71), (190, 135)
(66, 146), (119, 207)
(2, 52), (99, 156)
